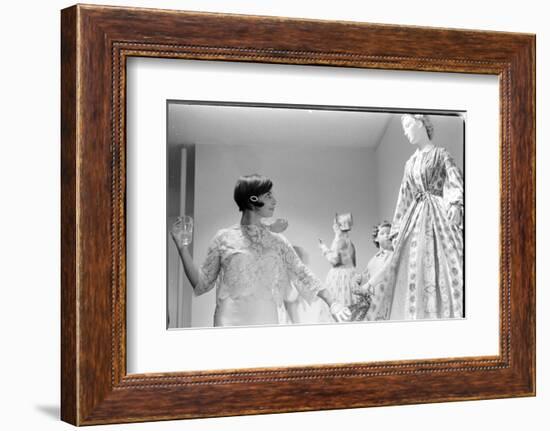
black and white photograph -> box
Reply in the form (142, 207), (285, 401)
(3, 0), (543, 429)
(166, 102), (465, 329)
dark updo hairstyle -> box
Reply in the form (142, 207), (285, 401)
(233, 174), (273, 212)
(372, 221), (392, 248)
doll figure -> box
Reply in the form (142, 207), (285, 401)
(318, 213), (357, 315)
(349, 221), (394, 321)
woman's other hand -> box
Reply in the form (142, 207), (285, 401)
(330, 302), (351, 322)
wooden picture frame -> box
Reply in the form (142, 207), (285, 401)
(61, 4), (535, 426)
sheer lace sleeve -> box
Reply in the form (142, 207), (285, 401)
(194, 234), (222, 296)
(390, 166), (413, 239)
(279, 236), (323, 304)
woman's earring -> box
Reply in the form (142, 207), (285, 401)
(249, 195), (259, 203)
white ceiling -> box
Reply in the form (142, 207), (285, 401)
(168, 103), (393, 149)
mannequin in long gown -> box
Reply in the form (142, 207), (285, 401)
(365, 115), (464, 321)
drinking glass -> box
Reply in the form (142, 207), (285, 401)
(173, 215), (194, 246)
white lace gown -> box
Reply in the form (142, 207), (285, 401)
(195, 223), (323, 327)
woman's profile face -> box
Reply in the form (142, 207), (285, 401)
(401, 115), (424, 145)
(256, 190), (277, 218)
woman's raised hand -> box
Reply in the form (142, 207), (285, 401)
(170, 217), (193, 247)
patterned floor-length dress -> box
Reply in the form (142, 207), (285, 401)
(368, 146), (464, 321)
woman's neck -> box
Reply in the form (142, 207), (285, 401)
(240, 210), (263, 226)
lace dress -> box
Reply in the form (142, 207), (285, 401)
(195, 223), (323, 327)
(368, 146), (464, 321)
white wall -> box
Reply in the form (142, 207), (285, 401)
(1, 1), (547, 431)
